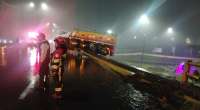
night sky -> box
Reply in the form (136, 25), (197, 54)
(1, 0), (200, 45)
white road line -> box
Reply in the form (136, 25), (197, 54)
(19, 68), (39, 100)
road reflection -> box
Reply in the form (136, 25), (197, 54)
(67, 55), (77, 74)
(0, 46), (7, 66)
(79, 58), (86, 76)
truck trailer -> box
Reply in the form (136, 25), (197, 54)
(67, 31), (117, 56)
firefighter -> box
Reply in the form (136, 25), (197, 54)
(36, 33), (50, 92)
(181, 60), (192, 84)
(51, 36), (67, 98)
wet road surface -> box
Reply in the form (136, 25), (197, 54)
(0, 49), (164, 110)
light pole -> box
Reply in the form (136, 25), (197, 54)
(185, 37), (192, 57)
(166, 27), (176, 56)
(138, 14), (150, 66)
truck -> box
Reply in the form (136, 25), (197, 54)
(66, 31), (117, 56)
(49, 31), (116, 98)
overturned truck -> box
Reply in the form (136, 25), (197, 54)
(67, 31), (117, 56)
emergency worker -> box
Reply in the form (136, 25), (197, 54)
(51, 36), (67, 98)
(36, 33), (50, 92)
(182, 60), (191, 83)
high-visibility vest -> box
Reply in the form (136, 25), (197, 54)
(182, 62), (191, 83)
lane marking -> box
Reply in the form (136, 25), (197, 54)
(19, 68), (39, 100)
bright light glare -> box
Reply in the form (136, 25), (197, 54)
(185, 37), (191, 44)
(134, 36), (137, 39)
(53, 23), (58, 28)
(29, 48), (37, 66)
(139, 14), (150, 25)
(41, 2), (48, 10)
(49, 40), (53, 43)
(46, 22), (50, 26)
(3, 40), (7, 43)
(28, 32), (39, 39)
(29, 2), (35, 8)
(107, 29), (113, 34)
(167, 27), (173, 34)
(9, 40), (13, 43)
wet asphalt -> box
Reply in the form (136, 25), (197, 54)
(0, 49), (173, 110)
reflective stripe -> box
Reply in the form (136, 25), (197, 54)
(52, 59), (60, 63)
(55, 88), (62, 92)
(51, 65), (59, 69)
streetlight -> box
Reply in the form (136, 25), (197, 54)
(185, 37), (191, 45)
(41, 2), (48, 11)
(166, 27), (176, 56)
(167, 27), (173, 34)
(139, 14), (150, 25)
(166, 27), (175, 41)
(107, 29), (113, 35)
(138, 14), (150, 67)
(134, 36), (137, 39)
(29, 2), (35, 8)
(185, 37), (192, 57)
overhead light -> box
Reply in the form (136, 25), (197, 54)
(29, 2), (35, 8)
(41, 2), (48, 11)
(107, 29), (113, 34)
(167, 27), (173, 34)
(139, 14), (150, 25)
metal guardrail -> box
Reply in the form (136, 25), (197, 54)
(83, 51), (200, 107)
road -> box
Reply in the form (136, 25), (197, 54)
(0, 48), (164, 110)
(0, 47), (198, 110)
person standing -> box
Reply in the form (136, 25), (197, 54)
(36, 33), (50, 92)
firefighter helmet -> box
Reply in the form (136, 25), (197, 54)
(54, 36), (66, 48)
